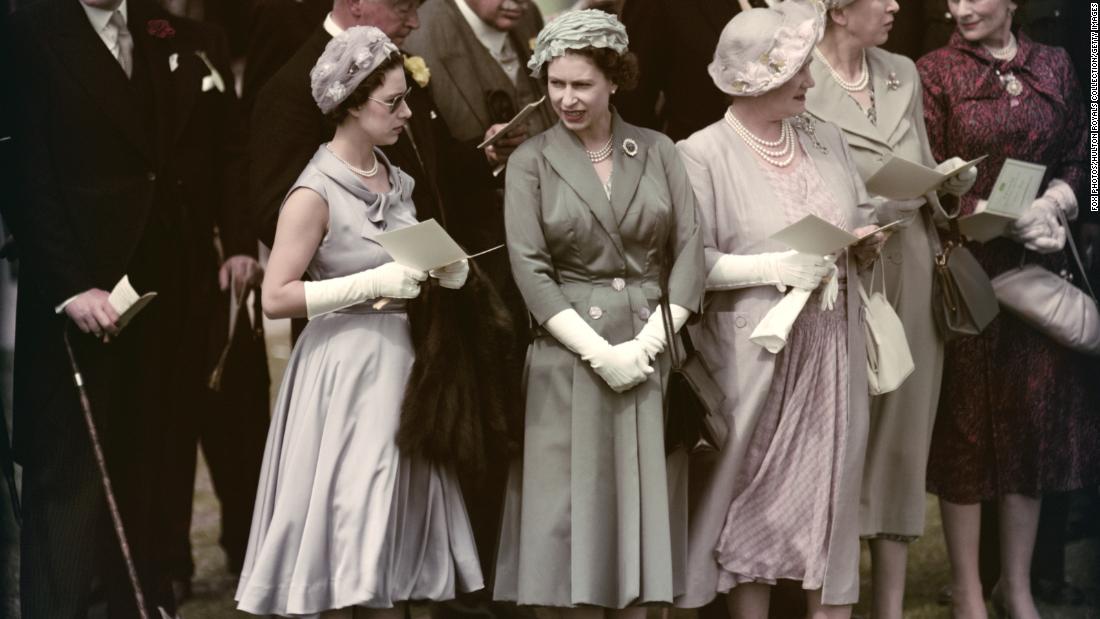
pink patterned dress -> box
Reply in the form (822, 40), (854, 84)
(714, 148), (850, 591)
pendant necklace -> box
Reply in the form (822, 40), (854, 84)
(725, 108), (795, 168)
(327, 144), (379, 177)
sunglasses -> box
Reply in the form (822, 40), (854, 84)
(368, 86), (413, 113)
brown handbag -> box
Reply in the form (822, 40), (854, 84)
(924, 207), (999, 339)
(661, 293), (728, 454)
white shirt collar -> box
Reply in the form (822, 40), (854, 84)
(81, 0), (128, 35)
(455, 0), (508, 57)
(323, 12), (344, 38)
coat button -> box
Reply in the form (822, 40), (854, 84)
(639, 307), (651, 320)
(734, 316), (747, 328)
(588, 306), (604, 320)
(146, 171), (157, 182)
(612, 277), (625, 291)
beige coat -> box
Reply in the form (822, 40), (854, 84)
(806, 47), (947, 539)
(674, 118), (873, 606)
(495, 115), (704, 607)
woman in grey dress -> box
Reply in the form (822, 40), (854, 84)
(673, 2), (882, 617)
(235, 27), (482, 618)
(805, 2), (977, 617)
(493, 9), (704, 616)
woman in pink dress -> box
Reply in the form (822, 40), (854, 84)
(674, 2), (883, 617)
(918, 0), (1099, 617)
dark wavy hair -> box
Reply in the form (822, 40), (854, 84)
(549, 47), (640, 91)
(325, 50), (405, 124)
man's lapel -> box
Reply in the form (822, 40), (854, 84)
(129, 1), (180, 164)
(52, 0), (153, 159)
(541, 123), (625, 257)
(438, 0), (493, 128)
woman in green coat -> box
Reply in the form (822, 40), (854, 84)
(493, 9), (705, 615)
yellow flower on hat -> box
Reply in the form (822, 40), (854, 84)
(403, 55), (431, 88)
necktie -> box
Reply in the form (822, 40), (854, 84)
(109, 11), (134, 78)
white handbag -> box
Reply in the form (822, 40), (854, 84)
(859, 262), (915, 395)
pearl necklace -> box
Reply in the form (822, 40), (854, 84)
(586, 136), (614, 163)
(814, 48), (869, 92)
(326, 144), (379, 178)
(984, 34), (1018, 61)
(724, 108), (795, 168)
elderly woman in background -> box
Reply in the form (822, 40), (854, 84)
(918, 0), (1100, 617)
(494, 9), (704, 617)
(674, 2), (880, 617)
(803, 1), (977, 617)
(236, 27), (483, 618)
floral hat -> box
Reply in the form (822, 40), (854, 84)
(311, 26), (399, 114)
(527, 9), (629, 78)
(708, 0), (826, 97)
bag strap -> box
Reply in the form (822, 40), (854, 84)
(660, 282), (684, 369)
(1057, 209), (1099, 304)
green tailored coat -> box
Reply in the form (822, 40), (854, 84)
(494, 114), (705, 608)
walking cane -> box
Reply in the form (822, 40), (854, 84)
(62, 323), (175, 619)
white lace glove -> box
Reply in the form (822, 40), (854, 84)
(707, 250), (832, 292)
(543, 309), (651, 392)
(633, 304), (692, 360)
(429, 259), (469, 290)
(936, 156), (978, 196)
(303, 262), (427, 318)
(871, 196), (926, 227)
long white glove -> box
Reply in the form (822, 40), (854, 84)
(634, 304), (692, 360)
(543, 308), (652, 392)
(706, 250), (832, 292)
(871, 195), (926, 227)
(303, 262), (427, 319)
(936, 156), (979, 196)
(429, 259), (469, 290)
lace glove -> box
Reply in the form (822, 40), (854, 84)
(429, 259), (469, 290)
(543, 309), (651, 392)
(870, 196), (926, 227)
(936, 157), (978, 196)
(303, 262), (427, 319)
(706, 250), (832, 292)
(633, 304), (692, 360)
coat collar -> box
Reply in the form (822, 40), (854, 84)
(541, 113), (648, 257)
(806, 48), (912, 152)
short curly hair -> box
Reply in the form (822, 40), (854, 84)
(325, 51), (405, 124)
(551, 47), (640, 92)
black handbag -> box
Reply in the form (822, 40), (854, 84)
(924, 207), (999, 339)
(661, 293), (728, 454)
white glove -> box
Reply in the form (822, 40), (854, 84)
(543, 309), (651, 392)
(871, 196), (926, 226)
(303, 261), (427, 318)
(707, 250), (832, 292)
(429, 259), (469, 290)
(1008, 197), (1059, 240)
(936, 156), (978, 196)
(819, 257), (839, 311)
(633, 304), (692, 359)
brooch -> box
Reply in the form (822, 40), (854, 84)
(792, 114), (828, 154)
(886, 72), (900, 90)
(622, 138), (638, 157)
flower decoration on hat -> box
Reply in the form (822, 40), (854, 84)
(310, 26), (399, 114)
(527, 9), (629, 78)
(403, 55), (431, 88)
(708, 0), (824, 97)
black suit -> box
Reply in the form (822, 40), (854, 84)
(4, 1), (249, 614)
(616, 0), (748, 141)
(240, 0), (329, 113)
(249, 25), (491, 249)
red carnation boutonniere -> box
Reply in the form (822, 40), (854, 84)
(146, 19), (176, 39)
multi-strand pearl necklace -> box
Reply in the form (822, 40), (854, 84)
(327, 144), (379, 177)
(814, 48), (869, 92)
(724, 108), (795, 168)
(586, 136), (614, 163)
(985, 34), (1018, 61)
